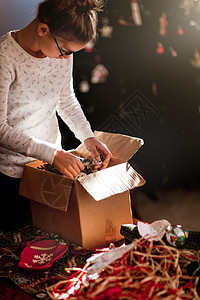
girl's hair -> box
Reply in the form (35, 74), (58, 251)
(37, 0), (104, 43)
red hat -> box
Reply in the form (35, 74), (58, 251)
(18, 239), (68, 270)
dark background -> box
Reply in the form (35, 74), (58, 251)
(61, 0), (200, 194)
(1, 0), (200, 194)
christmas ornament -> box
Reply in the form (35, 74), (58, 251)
(95, 54), (101, 64)
(100, 17), (113, 38)
(85, 41), (94, 53)
(77, 155), (105, 176)
(177, 25), (184, 35)
(91, 64), (109, 84)
(191, 48), (200, 68)
(190, 20), (196, 26)
(159, 13), (168, 36)
(100, 24), (114, 38)
(179, 0), (194, 12)
(152, 82), (158, 96)
(130, 0), (143, 26)
(156, 42), (165, 54)
(79, 80), (90, 93)
(118, 16), (134, 27)
(166, 224), (189, 247)
(169, 46), (177, 57)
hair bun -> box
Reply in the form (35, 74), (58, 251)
(37, 0), (104, 43)
(75, 0), (103, 15)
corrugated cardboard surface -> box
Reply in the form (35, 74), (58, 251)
(30, 188), (132, 249)
(20, 160), (73, 212)
(74, 183), (133, 248)
(30, 183), (84, 246)
(77, 161), (145, 200)
(74, 131), (144, 162)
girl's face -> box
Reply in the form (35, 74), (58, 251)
(42, 36), (87, 59)
(38, 23), (87, 59)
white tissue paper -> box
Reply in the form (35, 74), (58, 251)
(138, 219), (171, 241)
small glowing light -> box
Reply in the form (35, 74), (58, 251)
(91, 64), (109, 84)
(85, 41), (94, 53)
(79, 81), (90, 93)
(190, 20), (196, 26)
(152, 83), (158, 96)
(156, 42), (164, 54)
(169, 46), (177, 57)
(177, 25), (184, 35)
(159, 13), (168, 36)
(100, 24), (114, 38)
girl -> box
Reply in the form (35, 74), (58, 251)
(0, 0), (111, 232)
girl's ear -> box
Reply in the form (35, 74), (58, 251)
(37, 23), (50, 37)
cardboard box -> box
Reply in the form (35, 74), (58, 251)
(19, 131), (145, 249)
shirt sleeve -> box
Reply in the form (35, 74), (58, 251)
(0, 54), (58, 164)
(57, 55), (95, 143)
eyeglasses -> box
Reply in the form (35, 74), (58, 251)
(53, 36), (74, 57)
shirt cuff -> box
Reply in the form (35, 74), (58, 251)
(78, 130), (95, 143)
(27, 136), (59, 164)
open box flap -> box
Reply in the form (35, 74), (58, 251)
(77, 162), (146, 200)
(74, 131), (144, 162)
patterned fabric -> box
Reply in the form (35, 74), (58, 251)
(0, 225), (92, 299)
(0, 32), (94, 178)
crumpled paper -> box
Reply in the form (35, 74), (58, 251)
(138, 219), (171, 241)
(86, 242), (137, 275)
(86, 219), (172, 275)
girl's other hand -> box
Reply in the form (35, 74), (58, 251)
(84, 137), (112, 170)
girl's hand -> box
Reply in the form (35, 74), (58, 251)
(52, 150), (84, 179)
(84, 137), (112, 170)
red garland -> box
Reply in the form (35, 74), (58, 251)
(47, 238), (200, 300)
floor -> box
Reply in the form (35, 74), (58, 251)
(1, 188), (199, 237)
(133, 187), (200, 231)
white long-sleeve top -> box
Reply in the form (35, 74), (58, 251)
(0, 32), (95, 178)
